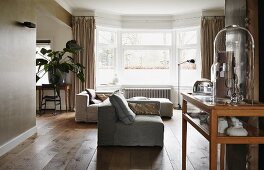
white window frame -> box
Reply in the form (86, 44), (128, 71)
(175, 26), (201, 87)
(36, 41), (52, 85)
(119, 30), (173, 85)
(95, 27), (119, 85)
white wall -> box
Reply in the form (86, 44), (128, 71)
(36, 12), (73, 110)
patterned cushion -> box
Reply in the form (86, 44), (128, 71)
(128, 103), (160, 115)
(109, 93), (136, 124)
(96, 94), (109, 101)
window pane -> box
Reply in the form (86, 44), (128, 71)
(96, 69), (115, 85)
(177, 30), (197, 45)
(98, 30), (116, 45)
(124, 50), (169, 69)
(97, 47), (115, 69)
(123, 69), (170, 85)
(178, 48), (196, 69)
(122, 32), (172, 45)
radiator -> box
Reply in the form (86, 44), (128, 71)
(123, 88), (171, 100)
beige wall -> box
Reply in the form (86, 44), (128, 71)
(0, 0), (36, 146)
(36, 0), (72, 27)
(37, 12), (72, 52)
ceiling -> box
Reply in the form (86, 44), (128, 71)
(57, 0), (224, 15)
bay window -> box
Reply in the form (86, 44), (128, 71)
(95, 26), (200, 87)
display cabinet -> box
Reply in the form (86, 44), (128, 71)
(181, 92), (264, 170)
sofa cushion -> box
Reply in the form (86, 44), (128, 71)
(92, 99), (102, 104)
(130, 96), (149, 100)
(109, 93), (136, 124)
(128, 103), (160, 115)
(85, 89), (96, 104)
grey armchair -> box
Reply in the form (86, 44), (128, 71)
(97, 100), (164, 147)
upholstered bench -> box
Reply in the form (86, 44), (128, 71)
(127, 97), (173, 117)
(150, 98), (173, 117)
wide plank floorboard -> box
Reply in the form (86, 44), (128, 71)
(0, 110), (210, 170)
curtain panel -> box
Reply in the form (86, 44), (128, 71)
(200, 16), (225, 79)
(72, 16), (95, 107)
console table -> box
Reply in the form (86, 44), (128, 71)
(181, 93), (264, 170)
(36, 84), (71, 112)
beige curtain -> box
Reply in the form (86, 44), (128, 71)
(72, 16), (95, 107)
(200, 16), (225, 79)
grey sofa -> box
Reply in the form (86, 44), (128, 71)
(98, 100), (164, 147)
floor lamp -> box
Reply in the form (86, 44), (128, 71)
(177, 59), (195, 110)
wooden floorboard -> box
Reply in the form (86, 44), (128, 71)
(0, 110), (210, 170)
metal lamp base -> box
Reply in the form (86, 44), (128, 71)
(176, 103), (182, 110)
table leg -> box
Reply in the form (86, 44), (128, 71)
(68, 88), (71, 111)
(182, 99), (187, 170)
(38, 89), (41, 112)
(182, 115), (187, 170)
(65, 86), (68, 112)
(210, 110), (218, 170)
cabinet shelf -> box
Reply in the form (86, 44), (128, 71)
(185, 112), (264, 139)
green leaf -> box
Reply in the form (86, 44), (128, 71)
(40, 48), (48, 55)
(67, 56), (74, 62)
(66, 40), (82, 52)
(36, 75), (40, 82)
(44, 64), (50, 72)
(36, 58), (48, 66)
(58, 63), (71, 73)
(77, 71), (85, 82)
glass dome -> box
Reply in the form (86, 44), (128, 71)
(211, 25), (255, 104)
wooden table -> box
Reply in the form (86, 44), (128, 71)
(36, 84), (71, 112)
(181, 93), (264, 170)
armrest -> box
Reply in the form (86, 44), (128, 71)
(98, 102), (117, 125)
(75, 91), (89, 115)
(98, 102), (117, 145)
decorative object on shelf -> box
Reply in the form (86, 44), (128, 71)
(36, 40), (85, 92)
(211, 25), (255, 104)
(193, 78), (213, 95)
(226, 117), (248, 136)
(206, 116), (228, 134)
(177, 59), (196, 109)
(218, 117), (228, 133)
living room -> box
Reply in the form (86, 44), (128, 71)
(0, 0), (263, 169)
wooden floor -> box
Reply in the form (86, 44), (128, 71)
(0, 110), (210, 170)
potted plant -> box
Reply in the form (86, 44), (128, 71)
(36, 40), (85, 91)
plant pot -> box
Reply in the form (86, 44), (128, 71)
(48, 69), (66, 85)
